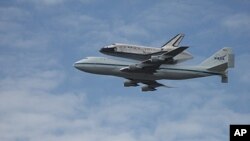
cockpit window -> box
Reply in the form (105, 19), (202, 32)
(104, 43), (116, 48)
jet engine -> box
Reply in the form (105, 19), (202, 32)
(150, 55), (165, 63)
(129, 64), (142, 70)
(124, 80), (139, 87)
(141, 85), (156, 91)
(150, 55), (176, 64)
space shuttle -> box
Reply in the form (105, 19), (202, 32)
(100, 33), (193, 64)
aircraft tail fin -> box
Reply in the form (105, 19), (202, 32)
(162, 33), (185, 48)
(200, 47), (234, 83)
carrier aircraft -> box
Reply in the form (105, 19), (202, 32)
(100, 33), (193, 64)
(74, 47), (234, 92)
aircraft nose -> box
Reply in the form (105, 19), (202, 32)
(73, 59), (85, 70)
(73, 62), (82, 70)
(73, 58), (93, 73)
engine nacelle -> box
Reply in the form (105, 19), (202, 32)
(141, 85), (156, 92)
(150, 55), (165, 63)
(124, 80), (139, 87)
(129, 64), (142, 70)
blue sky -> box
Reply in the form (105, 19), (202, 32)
(0, 0), (250, 141)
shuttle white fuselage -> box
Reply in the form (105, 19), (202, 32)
(100, 33), (193, 63)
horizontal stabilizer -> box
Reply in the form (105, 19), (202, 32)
(162, 46), (189, 57)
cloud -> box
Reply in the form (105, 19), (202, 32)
(20, 0), (66, 6)
(233, 53), (250, 84)
(0, 90), (86, 141)
(0, 6), (51, 50)
(40, 0), (65, 5)
(222, 13), (250, 32)
(1, 69), (250, 141)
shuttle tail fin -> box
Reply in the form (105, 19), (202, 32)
(162, 33), (185, 48)
(200, 47), (234, 83)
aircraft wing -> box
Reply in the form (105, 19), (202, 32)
(120, 46), (188, 73)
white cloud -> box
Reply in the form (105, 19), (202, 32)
(22, 0), (65, 6)
(0, 70), (64, 91)
(0, 33), (50, 49)
(0, 90), (86, 141)
(0, 6), (51, 50)
(222, 13), (250, 31)
(0, 7), (31, 22)
(233, 53), (250, 83)
(116, 23), (150, 39)
(42, 0), (65, 5)
(1, 69), (250, 141)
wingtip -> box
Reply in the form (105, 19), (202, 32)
(178, 33), (185, 36)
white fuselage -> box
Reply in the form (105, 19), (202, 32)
(100, 43), (193, 63)
(74, 57), (221, 81)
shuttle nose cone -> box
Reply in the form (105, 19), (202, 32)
(73, 62), (81, 70)
(99, 48), (105, 53)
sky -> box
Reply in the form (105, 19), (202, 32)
(0, 0), (250, 141)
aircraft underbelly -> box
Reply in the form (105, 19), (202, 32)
(104, 52), (149, 61)
(104, 51), (193, 62)
(155, 70), (206, 80)
(78, 64), (210, 80)
(116, 68), (208, 80)
(81, 65), (155, 79)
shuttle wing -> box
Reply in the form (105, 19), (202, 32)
(120, 46), (188, 73)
